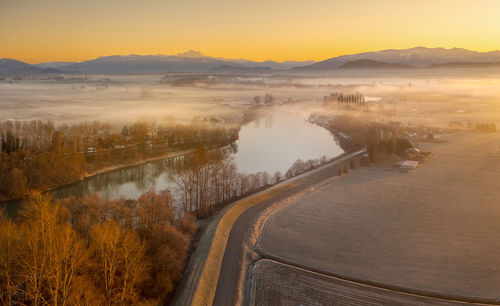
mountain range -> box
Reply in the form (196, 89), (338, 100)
(336, 59), (416, 69)
(300, 47), (500, 69)
(0, 58), (60, 74)
(2, 47), (500, 74)
(34, 50), (314, 74)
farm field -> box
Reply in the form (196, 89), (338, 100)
(251, 259), (466, 305)
(256, 131), (500, 301)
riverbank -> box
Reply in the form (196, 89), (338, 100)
(84, 148), (195, 179)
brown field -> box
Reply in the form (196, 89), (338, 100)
(256, 131), (500, 301)
(251, 259), (468, 305)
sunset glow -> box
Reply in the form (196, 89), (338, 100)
(1, 0), (499, 63)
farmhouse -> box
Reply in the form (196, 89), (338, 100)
(398, 160), (419, 170)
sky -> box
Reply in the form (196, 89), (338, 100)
(1, 0), (499, 64)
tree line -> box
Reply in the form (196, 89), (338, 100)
(324, 92), (366, 105)
(0, 119), (239, 200)
(448, 121), (496, 132)
(171, 147), (333, 218)
(313, 114), (412, 162)
(171, 148), (273, 217)
(0, 189), (197, 305)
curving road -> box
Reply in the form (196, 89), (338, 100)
(212, 149), (366, 306)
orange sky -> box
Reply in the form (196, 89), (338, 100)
(1, 0), (499, 64)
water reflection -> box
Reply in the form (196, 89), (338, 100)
(51, 156), (181, 201)
(232, 110), (344, 174)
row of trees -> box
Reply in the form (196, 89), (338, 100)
(0, 189), (197, 305)
(0, 119), (239, 199)
(449, 121), (497, 132)
(313, 114), (412, 162)
(284, 156), (329, 179)
(324, 92), (366, 105)
(475, 122), (496, 132)
(171, 148), (275, 217)
(0, 119), (238, 156)
(171, 147), (333, 217)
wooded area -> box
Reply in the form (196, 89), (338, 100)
(0, 189), (197, 305)
(324, 92), (366, 105)
(0, 119), (239, 200)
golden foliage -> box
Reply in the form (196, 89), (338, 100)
(0, 189), (197, 305)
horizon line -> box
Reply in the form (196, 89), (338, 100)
(3, 46), (500, 65)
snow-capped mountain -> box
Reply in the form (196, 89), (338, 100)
(42, 51), (315, 74)
(300, 47), (500, 69)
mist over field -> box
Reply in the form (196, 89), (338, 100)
(2, 67), (500, 305)
(0, 76), (237, 124)
(2, 70), (500, 127)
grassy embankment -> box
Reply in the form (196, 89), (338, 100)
(190, 182), (297, 306)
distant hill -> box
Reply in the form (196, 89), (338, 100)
(299, 47), (500, 70)
(0, 58), (33, 72)
(338, 59), (415, 69)
(428, 61), (500, 69)
(5, 47), (500, 74)
(0, 58), (60, 74)
(48, 51), (315, 74)
(210, 64), (272, 72)
(36, 61), (78, 69)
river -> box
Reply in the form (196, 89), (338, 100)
(2, 109), (344, 214)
